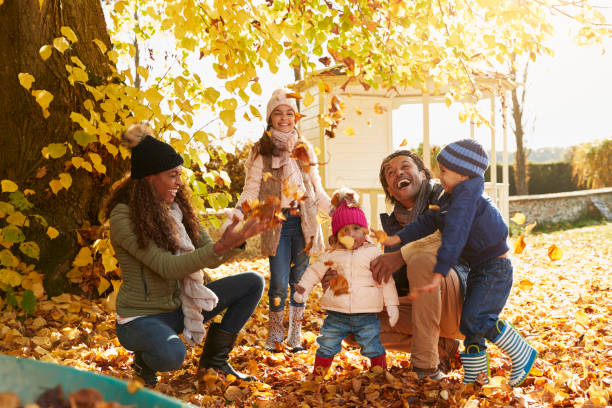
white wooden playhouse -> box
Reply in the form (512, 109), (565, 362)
(291, 68), (514, 229)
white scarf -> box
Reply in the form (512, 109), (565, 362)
(168, 203), (218, 346)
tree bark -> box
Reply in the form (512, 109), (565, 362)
(0, 0), (127, 295)
(509, 57), (529, 196)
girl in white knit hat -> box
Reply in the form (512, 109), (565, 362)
(232, 88), (332, 352)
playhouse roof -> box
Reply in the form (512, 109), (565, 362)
(291, 65), (516, 100)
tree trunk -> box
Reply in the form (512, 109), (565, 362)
(0, 0), (127, 295)
(509, 59), (529, 196)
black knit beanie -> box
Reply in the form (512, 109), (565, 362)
(131, 135), (184, 179)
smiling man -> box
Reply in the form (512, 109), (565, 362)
(371, 150), (468, 380)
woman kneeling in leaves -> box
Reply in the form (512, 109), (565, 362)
(104, 123), (272, 386)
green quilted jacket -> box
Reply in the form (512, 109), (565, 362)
(110, 203), (240, 317)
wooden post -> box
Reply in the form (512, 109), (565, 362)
(422, 94), (430, 169)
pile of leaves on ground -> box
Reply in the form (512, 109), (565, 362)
(0, 224), (610, 407)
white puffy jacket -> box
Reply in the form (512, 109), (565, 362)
(296, 243), (399, 313)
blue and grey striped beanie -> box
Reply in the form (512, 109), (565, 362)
(437, 138), (488, 178)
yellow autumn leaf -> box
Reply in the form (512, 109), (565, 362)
(525, 222), (537, 234)
(73, 247), (93, 267)
(49, 179), (63, 194)
(32, 89), (54, 110)
(59, 173), (72, 189)
(136, 66), (149, 82)
(46, 226), (59, 239)
(98, 276), (111, 296)
(344, 126), (355, 137)
(575, 310), (589, 327)
(399, 138), (408, 147)
(518, 279), (534, 291)
(338, 234), (355, 249)
(1, 180), (18, 193)
(53, 36), (70, 53)
(18, 73), (35, 90)
(511, 212), (526, 225)
(92, 38), (107, 54)
(60, 26), (78, 43)
(513, 235), (526, 254)
(102, 252), (118, 273)
(0, 269), (23, 287)
(548, 244), (563, 261)
(303, 92), (315, 107)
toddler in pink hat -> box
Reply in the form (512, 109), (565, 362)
(294, 189), (399, 376)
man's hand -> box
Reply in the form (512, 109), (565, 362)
(406, 273), (443, 300)
(370, 251), (406, 284)
(321, 268), (338, 291)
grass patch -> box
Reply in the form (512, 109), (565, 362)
(509, 215), (608, 236)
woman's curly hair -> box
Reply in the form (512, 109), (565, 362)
(103, 177), (200, 252)
(103, 122), (200, 252)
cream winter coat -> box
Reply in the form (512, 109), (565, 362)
(296, 243), (399, 313)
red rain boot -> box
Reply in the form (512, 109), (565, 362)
(369, 353), (387, 370)
(313, 355), (334, 377)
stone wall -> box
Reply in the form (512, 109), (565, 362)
(509, 188), (612, 224)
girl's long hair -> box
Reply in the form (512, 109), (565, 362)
(103, 176), (201, 252)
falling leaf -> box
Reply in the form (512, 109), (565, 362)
(303, 92), (315, 107)
(344, 127), (355, 137)
(548, 244), (563, 261)
(399, 138), (408, 147)
(511, 212), (526, 225)
(286, 92), (301, 100)
(428, 204), (440, 211)
(291, 143), (311, 164)
(373, 103), (387, 114)
(370, 229), (388, 243)
(525, 222), (537, 234)
(514, 235), (526, 254)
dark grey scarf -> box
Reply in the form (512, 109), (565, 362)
(392, 179), (434, 227)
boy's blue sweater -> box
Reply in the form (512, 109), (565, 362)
(396, 176), (509, 277)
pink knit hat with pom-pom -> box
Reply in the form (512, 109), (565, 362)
(331, 201), (368, 236)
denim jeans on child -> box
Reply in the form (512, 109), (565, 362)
(460, 257), (513, 351)
(268, 214), (309, 312)
(115, 271), (264, 372)
(316, 311), (386, 359)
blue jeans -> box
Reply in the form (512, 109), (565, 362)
(460, 257), (513, 351)
(268, 215), (309, 312)
(115, 271), (264, 372)
(317, 311), (386, 359)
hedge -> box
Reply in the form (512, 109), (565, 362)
(484, 162), (586, 195)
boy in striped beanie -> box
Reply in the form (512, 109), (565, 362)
(383, 139), (537, 386)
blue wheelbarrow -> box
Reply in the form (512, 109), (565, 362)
(0, 354), (195, 407)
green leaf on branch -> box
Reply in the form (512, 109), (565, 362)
(2, 225), (25, 243)
(73, 130), (97, 147)
(19, 241), (40, 260)
(21, 290), (36, 314)
(47, 143), (67, 158)
(9, 191), (33, 211)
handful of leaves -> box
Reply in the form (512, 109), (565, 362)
(241, 197), (284, 227)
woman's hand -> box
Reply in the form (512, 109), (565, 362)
(213, 212), (273, 255)
(370, 251), (405, 284)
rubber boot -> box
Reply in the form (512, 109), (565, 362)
(265, 310), (285, 352)
(132, 352), (158, 387)
(286, 305), (305, 352)
(369, 353), (387, 370)
(492, 320), (537, 386)
(459, 345), (490, 384)
(198, 322), (256, 381)
(313, 355), (334, 377)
